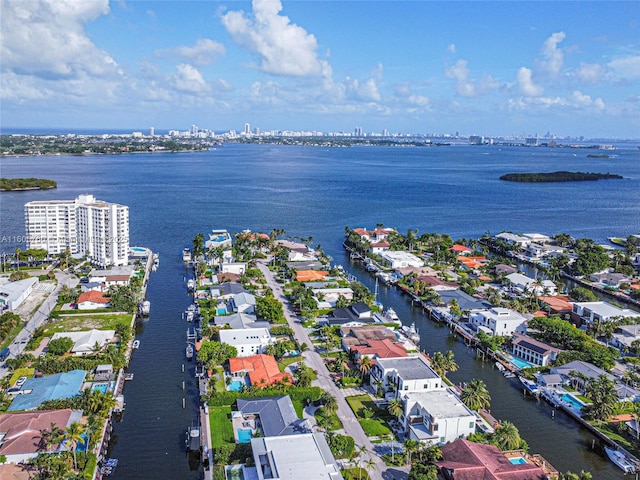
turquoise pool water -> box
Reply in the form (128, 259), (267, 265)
(228, 380), (244, 392)
(509, 456), (527, 465)
(237, 429), (252, 444)
(560, 393), (584, 410)
(92, 383), (108, 394)
(131, 247), (147, 253)
(510, 356), (535, 370)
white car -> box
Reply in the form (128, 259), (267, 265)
(15, 376), (27, 387)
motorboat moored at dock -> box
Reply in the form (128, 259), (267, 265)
(605, 446), (636, 473)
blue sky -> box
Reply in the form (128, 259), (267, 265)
(1, 1), (639, 138)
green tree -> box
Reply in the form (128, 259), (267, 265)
(192, 233), (205, 258)
(492, 420), (522, 450)
(387, 398), (404, 420)
(404, 439), (420, 465)
(63, 421), (85, 470)
(357, 356), (373, 378)
(461, 379), (491, 411)
(582, 374), (618, 421)
(47, 337), (74, 356)
(256, 294), (285, 323)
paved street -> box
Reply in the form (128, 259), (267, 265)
(257, 260), (410, 480)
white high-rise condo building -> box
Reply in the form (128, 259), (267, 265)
(25, 194), (129, 267)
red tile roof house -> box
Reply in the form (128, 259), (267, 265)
(0, 409), (80, 464)
(76, 290), (110, 310)
(351, 339), (408, 360)
(449, 244), (473, 255)
(229, 354), (292, 388)
(435, 439), (550, 480)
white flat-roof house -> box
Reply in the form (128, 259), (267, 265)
(469, 307), (527, 337)
(50, 329), (116, 356)
(219, 328), (274, 357)
(0, 277), (38, 311)
(505, 272), (557, 296)
(221, 262), (247, 275)
(494, 232), (531, 247)
(370, 355), (442, 399)
(402, 388), (477, 445)
(572, 302), (640, 326)
(525, 243), (566, 260)
(251, 433), (343, 480)
(379, 251), (423, 269)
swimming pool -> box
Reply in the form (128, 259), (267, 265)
(510, 356), (535, 370)
(509, 456), (527, 465)
(559, 393), (585, 410)
(130, 247), (148, 254)
(226, 465), (245, 480)
(92, 383), (109, 394)
(237, 429), (252, 444)
(228, 380), (244, 392)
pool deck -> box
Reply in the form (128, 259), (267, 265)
(503, 450), (559, 477)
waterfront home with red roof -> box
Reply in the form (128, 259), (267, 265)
(370, 241), (390, 255)
(0, 409), (81, 464)
(436, 438), (550, 480)
(449, 244), (472, 255)
(296, 270), (329, 282)
(538, 295), (572, 315)
(76, 290), (110, 310)
(229, 354), (292, 388)
(352, 339), (407, 360)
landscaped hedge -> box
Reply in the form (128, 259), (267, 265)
(207, 386), (323, 407)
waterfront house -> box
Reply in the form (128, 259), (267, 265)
(251, 433), (343, 480)
(588, 271), (631, 288)
(437, 289), (492, 311)
(296, 270), (329, 282)
(401, 388), (476, 445)
(8, 370), (86, 411)
(510, 334), (560, 367)
(571, 301), (640, 326)
(494, 264), (518, 277)
(285, 260), (325, 271)
(0, 277), (38, 311)
(219, 328), (274, 357)
(220, 262), (247, 275)
(205, 229), (233, 249)
(213, 313), (270, 330)
(525, 243), (565, 260)
(551, 360), (613, 390)
(231, 292), (256, 314)
(323, 301), (375, 327)
(495, 232), (532, 248)
(352, 339), (408, 361)
(94, 364), (114, 381)
(379, 251), (424, 269)
(504, 272), (557, 296)
(89, 265), (135, 290)
(370, 355), (442, 398)
(235, 396), (309, 437)
(370, 241), (390, 255)
(435, 438), (549, 480)
(353, 227), (396, 242)
(395, 266), (440, 278)
(468, 307), (527, 337)
(76, 290), (110, 310)
(311, 287), (353, 309)
(51, 329), (116, 355)
(210, 282), (248, 300)
(229, 355), (292, 388)
(537, 373), (563, 388)
(0, 409), (82, 464)
(449, 244), (473, 255)
(457, 256), (488, 271)
(340, 325), (400, 351)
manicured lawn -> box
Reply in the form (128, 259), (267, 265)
(346, 394), (393, 438)
(209, 405), (235, 447)
(10, 367), (35, 386)
(277, 356), (300, 371)
(341, 467), (371, 480)
(314, 406), (343, 431)
(43, 314), (131, 334)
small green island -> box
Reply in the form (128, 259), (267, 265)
(0, 177), (57, 191)
(499, 171), (623, 182)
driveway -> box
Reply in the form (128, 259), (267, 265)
(257, 259), (399, 480)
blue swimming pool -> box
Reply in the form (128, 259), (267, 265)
(237, 429), (252, 444)
(510, 356), (535, 370)
(559, 393), (585, 410)
(509, 456), (527, 465)
(130, 247), (147, 254)
(228, 380), (244, 392)
(92, 383), (108, 394)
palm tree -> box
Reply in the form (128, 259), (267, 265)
(364, 458), (377, 478)
(493, 420), (521, 450)
(583, 374), (618, 421)
(461, 379), (491, 411)
(387, 397), (404, 420)
(404, 439), (420, 465)
(64, 421), (85, 470)
(357, 355), (373, 378)
(192, 233), (205, 259)
(323, 394), (338, 416)
(443, 350), (458, 375)
(633, 400), (640, 440)
(356, 444), (368, 480)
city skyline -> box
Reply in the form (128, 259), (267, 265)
(1, 1), (639, 138)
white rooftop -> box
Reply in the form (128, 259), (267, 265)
(405, 388), (476, 419)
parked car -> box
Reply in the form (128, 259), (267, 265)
(15, 376), (27, 387)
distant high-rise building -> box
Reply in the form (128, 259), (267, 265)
(25, 194), (129, 267)
(191, 124), (198, 136)
(355, 126), (363, 136)
(149, 127), (155, 137)
(244, 123), (250, 135)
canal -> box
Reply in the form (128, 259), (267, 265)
(343, 253), (627, 480)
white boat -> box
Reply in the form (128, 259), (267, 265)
(605, 446), (636, 473)
(187, 279), (196, 291)
(182, 248), (192, 262)
(132, 340), (140, 349)
(519, 376), (539, 395)
(186, 344), (194, 360)
(139, 300), (150, 316)
(400, 323), (420, 343)
(384, 307), (399, 321)
(125, 373), (134, 381)
(495, 362), (505, 372)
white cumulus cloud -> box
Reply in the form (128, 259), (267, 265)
(608, 55), (640, 80)
(156, 39), (226, 66)
(445, 59), (497, 97)
(516, 67), (543, 97)
(535, 31), (566, 78)
(0, 0), (120, 79)
(573, 62), (607, 85)
(169, 64), (210, 95)
(221, 0), (330, 77)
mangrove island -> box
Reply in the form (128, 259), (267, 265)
(499, 171), (623, 182)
